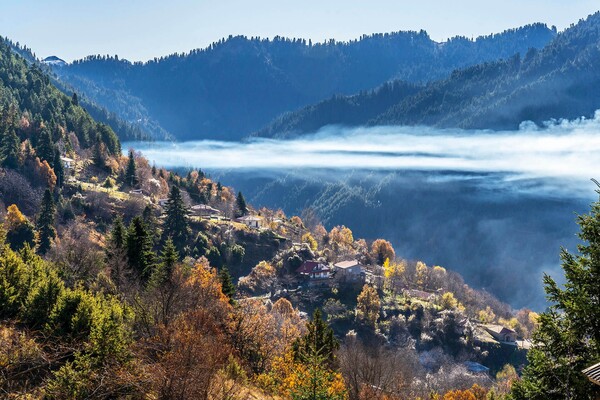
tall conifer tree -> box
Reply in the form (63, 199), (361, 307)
(236, 191), (248, 217)
(36, 189), (56, 254)
(52, 149), (64, 188)
(126, 216), (155, 280)
(511, 191), (600, 399)
(162, 185), (190, 253)
(0, 127), (20, 168)
(125, 149), (138, 186)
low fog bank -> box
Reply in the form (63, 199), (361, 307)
(125, 116), (600, 309)
(125, 111), (600, 196)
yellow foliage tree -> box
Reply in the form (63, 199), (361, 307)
(257, 350), (347, 399)
(5, 204), (27, 231)
(356, 284), (380, 328)
(383, 258), (406, 294)
(442, 384), (487, 400)
(302, 232), (318, 251)
(439, 292), (458, 310)
(415, 261), (429, 289)
(329, 225), (354, 249)
(478, 306), (496, 324)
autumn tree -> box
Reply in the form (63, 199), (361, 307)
(4, 204), (36, 251)
(511, 192), (600, 399)
(302, 232), (318, 251)
(414, 261), (429, 289)
(443, 384), (487, 400)
(383, 258), (406, 294)
(371, 239), (395, 265)
(356, 284), (381, 328)
(439, 292), (459, 310)
(237, 261), (276, 294)
(144, 261), (233, 398)
(36, 189), (56, 254)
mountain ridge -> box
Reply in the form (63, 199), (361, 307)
(47, 23), (556, 141)
(256, 12), (600, 136)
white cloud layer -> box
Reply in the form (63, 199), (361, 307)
(125, 112), (600, 187)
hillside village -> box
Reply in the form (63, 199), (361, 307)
(1, 28), (600, 399)
(54, 149), (534, 360)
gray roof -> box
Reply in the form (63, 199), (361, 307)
(334, 260), (360, 269)
(484, 324), (516, 335)
(237, 215), (262, 221)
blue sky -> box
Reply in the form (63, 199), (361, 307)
(2, 0), (599, 62)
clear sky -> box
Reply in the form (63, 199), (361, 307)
(2, 0), (599, 62)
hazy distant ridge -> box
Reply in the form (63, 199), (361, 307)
(258, 12), (600, 136)
(49, 23), (555, 140)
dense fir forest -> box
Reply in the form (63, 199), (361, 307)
(258, 12), (600, 137)
(49, 24), (554, 140)
(6, 39), (160, 142)
(1, 11), (600, 400)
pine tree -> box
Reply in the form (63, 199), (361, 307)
(162, 185), (190, 253)
(71, 92), (79, 106)
(160, 237), (179, 280)
(293, 309), (339, 369)
(109, 215), (126, 250)
(142, 204), (158, 236)
(125, 149), (138, 187)
(0, 127), (20, 168)
(126, 216), (155, 280)
(92, 134), (106, 168)
(511, 192), (600, 399)
(219, 267), (236, 304)
(53, 149), (64, 188)
(36, 189), (56, 254)
(236, 191), (248, 217)
(289, 309), (346, 400)
(36, 128), (55, 162)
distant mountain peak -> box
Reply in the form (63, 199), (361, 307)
(42, 56), (67, 67)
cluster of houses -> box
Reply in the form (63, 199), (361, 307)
(157, 199), (269, 228)
(297, 259), (365, 284)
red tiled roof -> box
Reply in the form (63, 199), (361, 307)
(297, 261), (329, 274)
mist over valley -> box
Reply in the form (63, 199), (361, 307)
(126, 116), (600, 309)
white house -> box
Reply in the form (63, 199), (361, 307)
(158, 198), (169, 208)
(60, 156), (74, 169)
(236, 215), (263, 229)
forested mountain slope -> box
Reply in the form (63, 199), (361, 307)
(50, 24), (555, 140)
(5, 39), (156, 142)
(257, 12), (600, 136)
